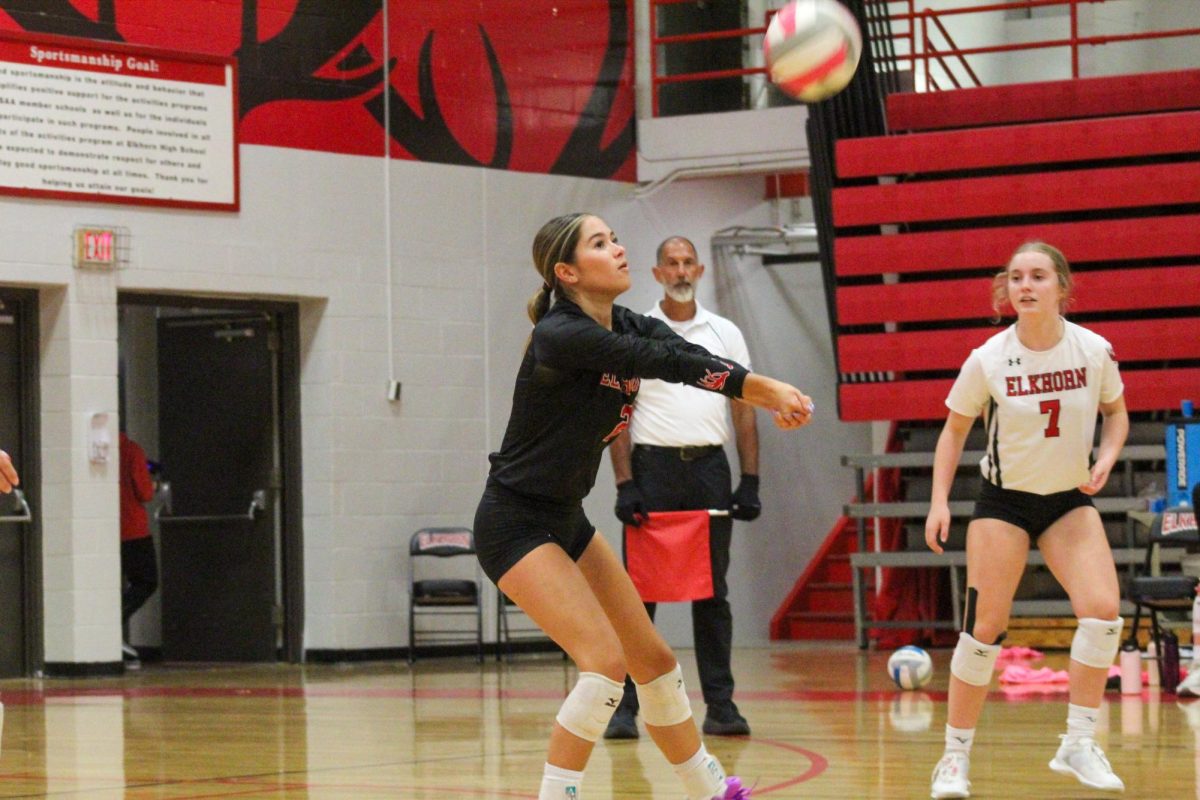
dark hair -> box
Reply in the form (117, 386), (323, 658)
(655, 235), (698, 266)
(527, 213), (593, 324)
(991, 241), (1074, 321)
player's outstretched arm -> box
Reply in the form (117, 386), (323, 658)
(740, 374), (814, 430)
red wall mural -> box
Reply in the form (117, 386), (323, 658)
(0, 1), (636, 181)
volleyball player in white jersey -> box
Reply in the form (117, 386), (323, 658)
(925, 242), (1129, 799)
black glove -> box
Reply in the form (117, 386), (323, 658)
(615, 480), (648, 527)
(730, 474), (762, 521)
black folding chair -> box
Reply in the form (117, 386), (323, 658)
(1126, 504), (1199, 686)
(407, 527), (483, 664)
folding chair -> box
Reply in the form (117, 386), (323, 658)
(1126, 504), (1199, 685)
(407, 527), (483, 664)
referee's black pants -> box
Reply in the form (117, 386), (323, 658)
(619, 444), (736, 714)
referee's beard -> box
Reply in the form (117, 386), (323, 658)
(665, 282), (695, 303)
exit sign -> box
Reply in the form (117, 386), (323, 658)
(74, 227), (117, 269)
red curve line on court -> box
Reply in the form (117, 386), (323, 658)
(752, 737), (830, 793)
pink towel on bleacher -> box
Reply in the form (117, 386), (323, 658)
(995, 646), (1044, 667)
(997, 665), (1124, 696)
(999, 665), (1066, 684)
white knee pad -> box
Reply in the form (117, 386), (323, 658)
(555, 672), (624, 742)
(950, 631), (1002, 687)
(1070, 617), (1123, 669)
(636, 663), (693, 728)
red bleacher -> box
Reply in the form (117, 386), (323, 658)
(836, 110), (1200, 178)
(833, 162), (1200, 226)
(841, 320), (1200, 374)
(836, 214), (1200, 276)
(833, 69), (1200, 422)
(836, 266), (1200, 326)
(885, 69), (1200, 131)
(843, 369), (1200, 423)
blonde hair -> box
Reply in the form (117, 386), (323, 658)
(991, 241), (1074, 321)
(526, 213), (592, 324)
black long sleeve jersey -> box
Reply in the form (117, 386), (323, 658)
(488, 296), (750, 505)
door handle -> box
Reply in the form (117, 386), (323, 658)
(158, 489), (267, 524)
(0, 489), (32, 523)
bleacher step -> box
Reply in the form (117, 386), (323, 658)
(1007, 617), (1196, 650)
(886, 68), (1200, 131)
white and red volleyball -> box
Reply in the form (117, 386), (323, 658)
(764, 0), (862, 103)
(887, 646), (934, 690)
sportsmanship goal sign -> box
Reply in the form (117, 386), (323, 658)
(0, 30), (238, 210)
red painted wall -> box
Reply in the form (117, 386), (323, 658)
(0, 0), (635, 180)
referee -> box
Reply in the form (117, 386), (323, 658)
(604, 235), (759, 740)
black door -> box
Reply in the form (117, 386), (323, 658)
(0, 292), (39, 677)
(157, 314), (278, 661)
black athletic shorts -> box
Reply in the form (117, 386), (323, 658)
(473, 478), (596, 585)
(971, 479), (1095, 539)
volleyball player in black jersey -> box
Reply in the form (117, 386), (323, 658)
(474, 213), (813, 800)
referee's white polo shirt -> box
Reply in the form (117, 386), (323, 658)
(629, 299), (752, 448)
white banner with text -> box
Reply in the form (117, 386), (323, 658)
(0, 31), (238, 210)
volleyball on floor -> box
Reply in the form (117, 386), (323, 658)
(887, 646), (933, 690)
(763, 0), (862, 102)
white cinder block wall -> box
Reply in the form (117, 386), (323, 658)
(1, 142), (867, 663)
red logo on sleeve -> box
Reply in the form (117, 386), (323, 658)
(698, 369), (730, 391)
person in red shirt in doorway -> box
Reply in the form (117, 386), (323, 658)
(120, 431), (158, 669)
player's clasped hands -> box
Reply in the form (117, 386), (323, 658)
(741, 374), (814, 430)
(772, 389), (814, 429)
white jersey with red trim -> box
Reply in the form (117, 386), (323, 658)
(945, 319), (1124, 495)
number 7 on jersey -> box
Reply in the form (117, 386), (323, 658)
(1039, 398), (1061, 438)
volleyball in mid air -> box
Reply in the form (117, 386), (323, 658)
(763, 0), (862, 102)
(887, 645), (934, 690)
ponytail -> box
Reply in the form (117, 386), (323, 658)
(526, 283), (553, 324)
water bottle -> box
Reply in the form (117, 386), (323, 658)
(1120, 640), (1142, 694)
(1162, 632), (1182, 694)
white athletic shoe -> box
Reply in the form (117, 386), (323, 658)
(930, 751), (970, 799)
(1177, 665), (1200, 698)
(1049, 736), (1124, 792)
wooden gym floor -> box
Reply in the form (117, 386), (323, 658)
(0, 643), (1192, 798)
